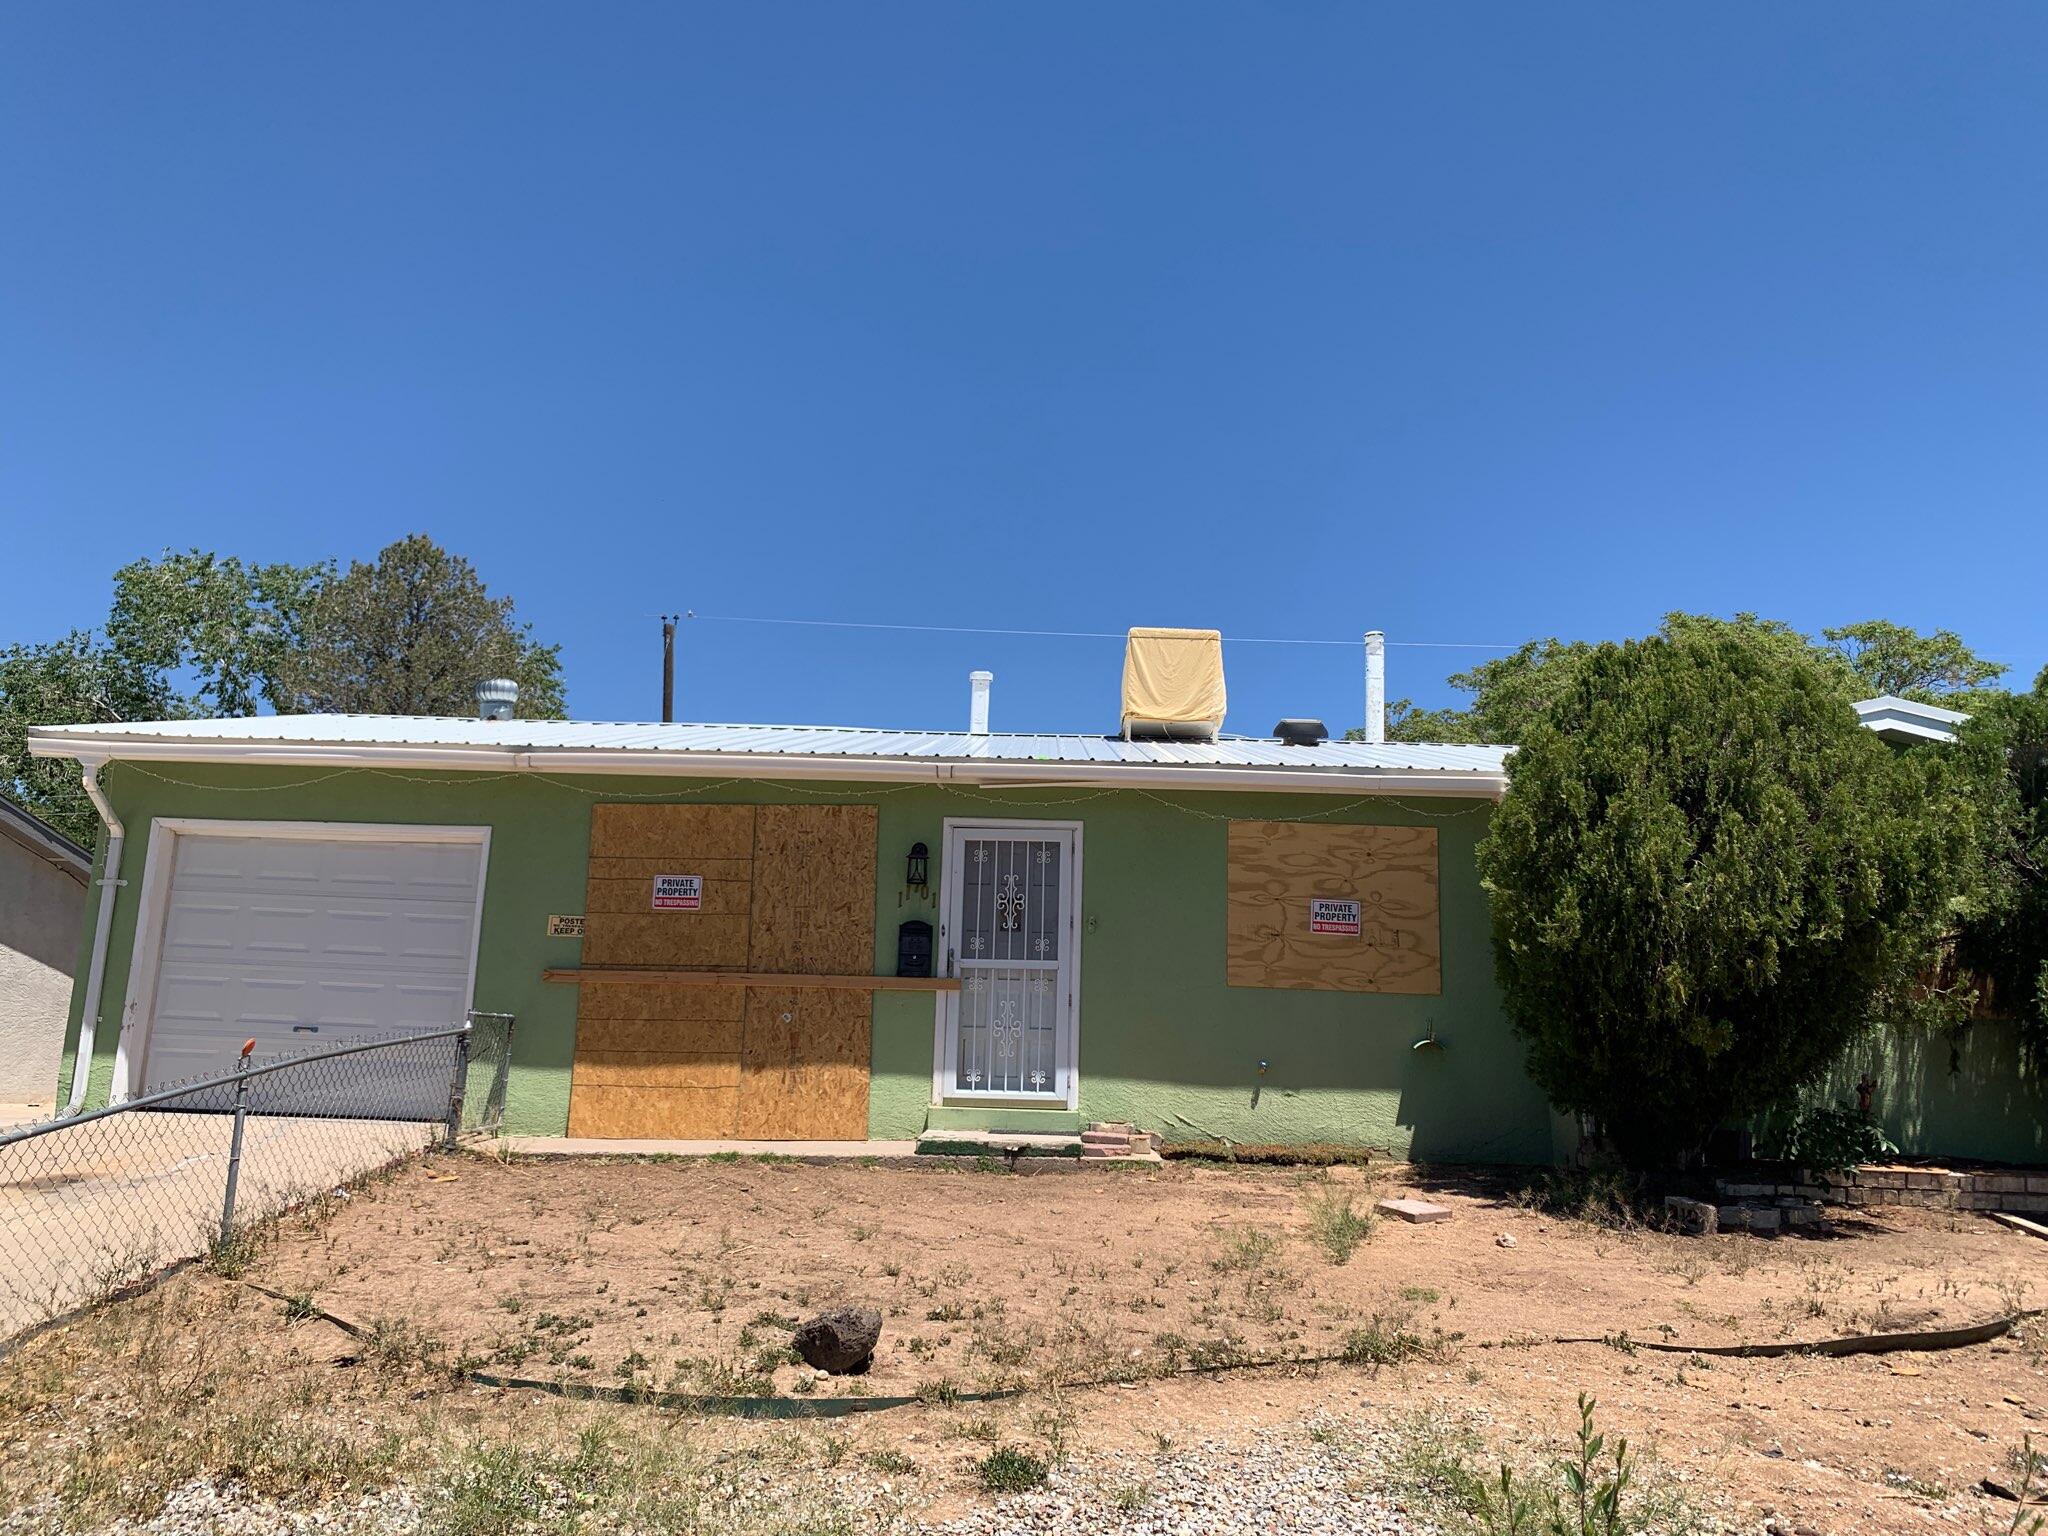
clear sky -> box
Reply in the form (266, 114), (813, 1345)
(4, 5), (2044, 737)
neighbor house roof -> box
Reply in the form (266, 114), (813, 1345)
(1852, 694), (1969, 745)
(0, 796), (92, 884)
(26, 715), (1512, 799)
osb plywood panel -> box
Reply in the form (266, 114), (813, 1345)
(570, 1055), (741, 1090)
(588, 805), (757, 860)
(576, 983), (749, 1024)
(566, 1085), (738, 1139)
(735, 987), (871, 1140)
(572, 1014), (743, 1056)
(582, 805), (756, 968)
(1225, 820), (1441, 995)
(747, 806), (877, 974)
(570, 803), (877, 1140)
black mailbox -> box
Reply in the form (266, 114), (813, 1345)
(896, 918), (933, 978)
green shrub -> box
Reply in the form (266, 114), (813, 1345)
(1479, 623), (1978, 1165)
(976, 1446), (1049, 1494)
(1755, 1099), (1897, 1174)
(1303, 1188), (1376, 1264)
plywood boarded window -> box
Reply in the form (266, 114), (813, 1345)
(566, 803), (876, 1139)
(1225, 820), (1440, 994)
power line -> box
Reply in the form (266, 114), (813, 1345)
(672, 611), (1520, 651)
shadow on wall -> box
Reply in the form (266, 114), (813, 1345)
(1818, 1019), (2048, 1166)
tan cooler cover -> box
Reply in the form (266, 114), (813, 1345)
(1121, 627), (1226, 739)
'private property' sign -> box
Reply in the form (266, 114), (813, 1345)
(652, 874), (703, 911)
(1308, 898), (1362, 936)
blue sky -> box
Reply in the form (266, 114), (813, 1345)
(4, 5), (2045, 736)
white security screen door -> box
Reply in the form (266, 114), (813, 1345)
(938, 823), (1080, 1102)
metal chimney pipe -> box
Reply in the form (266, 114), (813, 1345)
(968, 670), (993, 735)
(1363, 632), (1385, 744)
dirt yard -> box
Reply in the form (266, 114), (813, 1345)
(3, 1151), (2046, 1535)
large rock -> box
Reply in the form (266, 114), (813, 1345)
(792, 1306), (882, 1375)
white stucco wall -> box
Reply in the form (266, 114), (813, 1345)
(0, 834), (85, 1104)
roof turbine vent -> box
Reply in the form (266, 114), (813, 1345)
(1273, 718), (1328, 747)
(476, 678), (519, 722)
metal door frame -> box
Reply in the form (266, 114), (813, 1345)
(931, 818), (1083, 1109)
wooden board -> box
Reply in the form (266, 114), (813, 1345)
(1225, 820), (1441, 994)
(567, 803), (876, 1140)
(748, 805), (876, 974)
(734, 987), (872, 1140)
(545, 968), (958, 992)
(565, 983), (745, 1137)
(580, 805), (757, 969)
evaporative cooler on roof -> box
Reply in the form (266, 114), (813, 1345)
(1120, 627), (1226, 741)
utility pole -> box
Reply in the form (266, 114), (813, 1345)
(661, 615), (678, 722)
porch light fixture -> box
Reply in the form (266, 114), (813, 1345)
(906, 842), (930, 895)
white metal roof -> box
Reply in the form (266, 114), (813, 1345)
(1852, 694), (1970, 744)
(26, 715), (1511, 798)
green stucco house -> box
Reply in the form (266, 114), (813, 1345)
(29, 666), (1571, 1161)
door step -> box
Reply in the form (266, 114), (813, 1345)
(912, 1123), (1163, 1163)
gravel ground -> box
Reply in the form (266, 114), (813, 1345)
(0, 1415), (1432, 1536)
(911, 1418), (1425, 1536)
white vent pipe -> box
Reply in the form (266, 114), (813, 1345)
(1363, 631), (1386, 744)
(968, 671), (993, 735)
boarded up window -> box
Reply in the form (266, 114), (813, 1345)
(1225, 820), (1441, 994)
(567, 803), (876, 1139)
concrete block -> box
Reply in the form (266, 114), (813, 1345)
(1664, 1196), (1718, 1236)
(2026, 1176), (2048, 1195)
(1375, 1197), (1452, 1224)
(1717, 1182), (1774, 1199)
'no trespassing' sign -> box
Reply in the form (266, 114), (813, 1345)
(652, 874), (703, 911)
(1309, 898), (1362, 937)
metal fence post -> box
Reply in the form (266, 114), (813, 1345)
(219, 1038), (256, 1239)
(444, 1026), (472, 1149)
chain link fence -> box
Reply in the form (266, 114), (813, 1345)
(0, 1011), (512, 1344)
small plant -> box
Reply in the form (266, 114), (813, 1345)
(204, 1224), (263, 1278)
(977, 1446), (1049, 1494)
(1112, 1481), (1152, 1511)
(280, 1291), (317, 1322)
(1453, 1395), (1641, 1536)
(2007, 1435), (2048, 1536)
(1512, 1169), (1641, 1229)
(1210, 1227), (1279, 1273)
(864, 1449), (917, 1475)
(1303, 1187), (1376, 1264)
(915, 1378), (961, 1407)
(1342, 1310), (1442, 1369)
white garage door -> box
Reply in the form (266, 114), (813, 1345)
(139, 828), (486, 1112)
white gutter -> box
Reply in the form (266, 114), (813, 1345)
(67, 759), (125, 1111)
(25, 735), (1507, 800)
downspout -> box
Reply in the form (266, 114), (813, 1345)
(67, 758), (124, 1111)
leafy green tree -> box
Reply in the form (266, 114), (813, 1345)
(1478, 625), (1979, 1165)
(106, 550), (328, 715)
(1355, 615), (2004, 745)
(1952, 672), (2048, 1064)
(0, 632), (178, 845)
(1823, 619), (2008, 704)
(276, 534), (566, 718)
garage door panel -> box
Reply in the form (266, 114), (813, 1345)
(140, 828), (487, 1116)
(161, 895), (476, 973)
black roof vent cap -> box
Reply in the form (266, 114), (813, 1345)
(1273, 718), (1329, 747)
